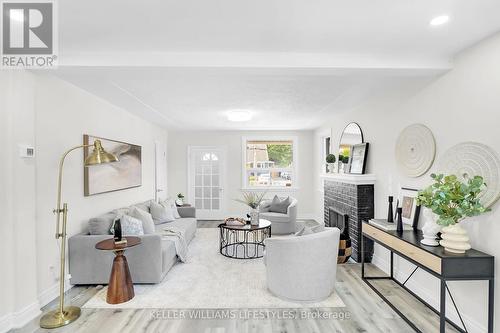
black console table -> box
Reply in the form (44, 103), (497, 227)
(361, 222), (494, 333)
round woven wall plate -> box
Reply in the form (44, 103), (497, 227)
(395, 124), (436, 177)
(436, 142), (500, 208)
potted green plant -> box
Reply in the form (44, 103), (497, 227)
(342, 154), (350, 173)
(176, 193), (185, 206)
(338, 154), (344, 173)
(326, 154), (336, 173)
(416, 174), (490, 253)
(234, 191), (267, 225)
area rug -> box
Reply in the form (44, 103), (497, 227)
(83, 228), (345, 309)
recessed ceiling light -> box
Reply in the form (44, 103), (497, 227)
(430, 15), (450, 26)
(226, 110), (252, 122)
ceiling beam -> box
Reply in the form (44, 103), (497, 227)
(59, 52), (453, 73)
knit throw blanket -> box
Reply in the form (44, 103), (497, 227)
(162, 227), (188, 262)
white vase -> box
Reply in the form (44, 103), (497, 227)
(327, 163), (336, 173)
(439, 223), (471, 254)
(420, 209), (441, 247)
(249, 209), (260, 226)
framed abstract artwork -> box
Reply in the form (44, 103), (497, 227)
(83, 135), (142, 196)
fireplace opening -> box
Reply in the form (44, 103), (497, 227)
(328, 207), (352, 263)
(328, 207), (349, 236)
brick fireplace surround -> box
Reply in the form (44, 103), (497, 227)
(323, 175), (375, 262)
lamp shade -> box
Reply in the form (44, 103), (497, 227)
(84, 139), (119, 166)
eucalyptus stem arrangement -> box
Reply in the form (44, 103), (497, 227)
(416, 173), (490, 226)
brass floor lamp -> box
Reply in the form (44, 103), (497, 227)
(40, 139), (118, 329)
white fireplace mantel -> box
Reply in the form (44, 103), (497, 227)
(319, 173), (376, 185)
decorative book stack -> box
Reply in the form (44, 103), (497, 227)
(368, 219), (412, 231)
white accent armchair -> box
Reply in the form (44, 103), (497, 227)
(259, 197), (297, 234)
(264, 227), (340, 301)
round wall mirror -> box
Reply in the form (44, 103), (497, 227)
(338, 122), (364, 169)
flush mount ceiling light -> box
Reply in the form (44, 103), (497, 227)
(226, 110), (253, 122)
(430, 15), (450, 26)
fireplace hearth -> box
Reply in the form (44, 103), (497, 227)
(324, 178), (374, 262)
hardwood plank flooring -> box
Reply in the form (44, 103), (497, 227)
(11, 222), (458, 333)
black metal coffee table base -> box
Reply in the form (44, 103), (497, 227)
(219, 220), (271, 259)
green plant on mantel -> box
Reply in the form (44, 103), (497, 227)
(326, 154), (336, 164)
(416, 173), (490, 226)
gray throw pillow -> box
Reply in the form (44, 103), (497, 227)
(119, 215), (144, 235)
(88, 213), (116, 235)
(133, 200), (152, 213)
(129, 207), (155, 234)
(151, 201), (175, 224)
(269, 195), (290, 214)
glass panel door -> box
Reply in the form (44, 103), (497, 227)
(188, 147), (225, 219)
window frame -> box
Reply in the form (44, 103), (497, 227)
(241, 136), (299, 190)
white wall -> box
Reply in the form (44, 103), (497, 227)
(167, 130), (315, 219)
(313, 32), (500, 332)
(0, 71), (40, 331)
(34, 73), (168, 304)
(0, 71), (168, 333)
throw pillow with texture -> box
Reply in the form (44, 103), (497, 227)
(112, 215), (144, 236)
(151, 201), (176, 224)
(269, 195), (291, 214)
(129, 207), (155, 234)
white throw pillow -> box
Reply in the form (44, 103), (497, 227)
(112, 215), (144, 236)
(129, 207), (155, 234)
(160, 199), (181, 219)
(151, 201), (176, 224)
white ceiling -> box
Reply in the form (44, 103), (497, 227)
(54, 0), (500, 130)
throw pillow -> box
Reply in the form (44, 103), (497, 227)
(295, 224), (325, 236)
(160, 199), (181, 219)
(88, 212), (116, 235)
(150, 201), (176, 224)
(133, 200), (152, 213)
(113, 215), (144, 236)
(129, 207), (155, 234)
(269, 195), (290, 214)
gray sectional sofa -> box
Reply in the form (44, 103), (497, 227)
(68, 200), (196, 285)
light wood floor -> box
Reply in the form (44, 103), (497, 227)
(11, 222), (459, 333)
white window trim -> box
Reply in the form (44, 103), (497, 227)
(241, 135), (299, 189)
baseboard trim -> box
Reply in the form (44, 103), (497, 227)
(38, 278), (72, 308)
(0, 301), (41, 333)
(371, 252), (486, 333)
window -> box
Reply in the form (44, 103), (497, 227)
(322, 136), (331, 173)
(243, 137), (297, 188)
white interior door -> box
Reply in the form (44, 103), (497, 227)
(188, 146), (225, 219)
(155, 141), (167, 202)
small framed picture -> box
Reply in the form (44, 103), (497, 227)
(349, 143), (369, 174)
(397, 187), (421, 229)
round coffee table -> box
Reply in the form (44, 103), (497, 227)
(95, 236), (141, 304)
(219, 219), (271, 259)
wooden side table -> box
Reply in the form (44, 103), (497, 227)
(95, 236), (141, 304)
